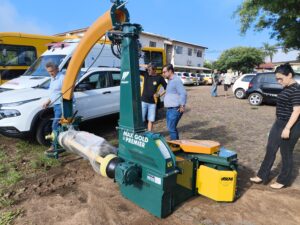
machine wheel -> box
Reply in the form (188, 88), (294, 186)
(36, 118), (52, 146)
(234, 88), (246, 99)
(248, 93), (263, 106)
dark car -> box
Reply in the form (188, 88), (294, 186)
(196, 73), (205, 85)
(246, 72), (300, 106)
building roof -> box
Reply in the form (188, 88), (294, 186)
(141, 31), (169, 40)
(256, 63), (275, 69)
(273, 59), (300, 64)
(55, 27), (88, 36)
(171, 39), (207, 49)
(55, 28), (207, 49)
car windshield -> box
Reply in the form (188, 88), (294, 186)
(23, 55), (66, 77)
(182, 73), (189, 77)
(190, 74), (196, 77)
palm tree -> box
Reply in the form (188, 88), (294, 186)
(261, 43), (278, 63)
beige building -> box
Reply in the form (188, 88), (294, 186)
(273, 60), (300, 73)
(56, 28), (210, 73)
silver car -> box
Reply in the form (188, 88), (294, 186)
(175, 72), (194, 85)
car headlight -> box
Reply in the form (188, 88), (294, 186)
(0, 98), (41, 107)
(0, 109), (21, 120)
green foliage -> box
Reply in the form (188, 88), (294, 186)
(203, 61), (213, 70)
(0, 198), (14, 209)
(0, 209), (23, 225)
(0, 151), (21, 188)
(0, 140), (59, 193)
(215, 46), (264, 73)
(30, 153), (61, 170)
(261, 42), (278, 62)
(235, 0), (300, 50)
(0, 168), (22, 187)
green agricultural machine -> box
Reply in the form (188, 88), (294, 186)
(47, 0), (238, 218)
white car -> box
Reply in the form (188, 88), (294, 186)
(232, 73), (255, 99)
(175, 72), (193, 85)
(188, 72), (198, 85)
(0, 67), (121, 145)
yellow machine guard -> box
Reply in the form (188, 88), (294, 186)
(168, 139), (220, 154)
(196, 165), (237, 202)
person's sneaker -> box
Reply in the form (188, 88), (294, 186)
(250, 176), (263, 183)
(270, 182), (284, 189)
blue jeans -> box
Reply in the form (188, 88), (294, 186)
(52, 104), (62, 132)
(211, 83), (217, 97)
(166, 107), (183, 140)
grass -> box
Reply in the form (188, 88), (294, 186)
(0, 138), (62, 210)
(30, 153), (61, 170)
(0, 209), (23, 225)
(0, 168), (22, 187)
(0, 198), (14, 209)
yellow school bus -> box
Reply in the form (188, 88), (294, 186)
(141, 47), (166, 75)
(0, 32), (68, 84)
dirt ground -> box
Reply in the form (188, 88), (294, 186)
(2, 85), (300, 225)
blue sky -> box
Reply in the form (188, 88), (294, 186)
(0, 0), (298, 61)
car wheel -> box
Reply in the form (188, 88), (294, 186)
(234, 88), (246, 99)
(248, 93), (263, 106)
(36, 117), (52, 146)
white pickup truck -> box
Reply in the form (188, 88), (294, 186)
(0, 67), (123, 145)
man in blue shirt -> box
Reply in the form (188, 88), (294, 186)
(42, 62), (64, 152)
(162, 64), (187, 140)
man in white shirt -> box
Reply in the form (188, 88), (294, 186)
(42, 62), (64, 152)
(223, 73), (232, 98)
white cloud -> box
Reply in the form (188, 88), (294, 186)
(0, 0), (50, 34)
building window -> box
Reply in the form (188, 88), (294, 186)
(196, 50), (202, 57)
(188, 48), (192, 56)
(175, 46), (183, 54)
(149, 41), (156, 47)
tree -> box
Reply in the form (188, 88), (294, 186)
(261, 42), (278, 62)
(215, 47), (264, 74)
(235, 0), (300, 50)
(203, 60), (213, 70)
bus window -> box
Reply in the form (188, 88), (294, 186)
(24, 55), (66, 77)
(0, 45), (36, 66)
(141, 48), (165, 75)
(143, 51), (151, 65)
(151, 51), (163, 67)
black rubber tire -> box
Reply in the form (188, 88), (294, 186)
(35, 118), (52, 146)
(234, 88), (246, 99)
(248, 92), (263, 106)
